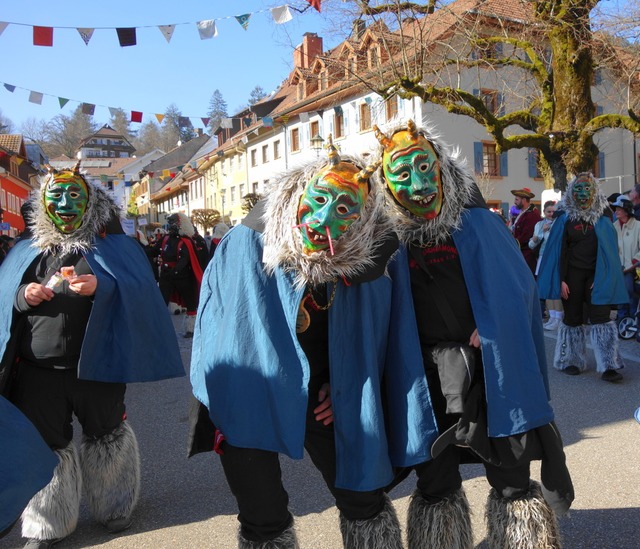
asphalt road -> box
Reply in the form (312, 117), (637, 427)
(2, 318), (639, 549)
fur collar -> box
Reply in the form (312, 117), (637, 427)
(262, 156), (393, 290)
(556, 174), (608, 225)
(378, 121), (474, 246)
(30, 180), (121, 254)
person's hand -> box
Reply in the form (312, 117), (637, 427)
(542, 223), (551, 233)
(532, 235), (539, 243)
(24, 283), (54, 306)
(68, 274), (97, 297)
(314, 383), (333, 426)
(561, 281), (570, 300)
(469, 329), (481, 348)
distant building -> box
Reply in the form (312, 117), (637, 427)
(77, 124), (135, 159)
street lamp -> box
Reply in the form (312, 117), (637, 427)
(310, 134), (325, 158)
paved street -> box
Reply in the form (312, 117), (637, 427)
(2, 317), (639, 549)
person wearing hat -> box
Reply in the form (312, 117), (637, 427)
(511, 187), (540, 273)
(538, 173), (627, 382)
(611, 195), (640, 318)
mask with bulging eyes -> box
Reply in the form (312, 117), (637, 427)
(43, 171), (89, 234)
(571, 173), (596, 211)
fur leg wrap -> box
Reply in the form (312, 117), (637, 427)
(485, 480), (561, 549)
(237, 524), (299, 548)
(339, 494), (402, 549)
(21, 444), (82, 541)
(554, 324), (587, 372)
(80, 421), (140, 525)
(407, 488), (473, 549)
(590, 321), (623, 373)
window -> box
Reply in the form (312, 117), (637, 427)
(359, 103), (372, 131)
(250, 149), (257, 167)
(262, 145), (269, 164)
(252, 182), (259, 194)
(239, 183), (245, 198)
(230, 186), (236, 203)
(273, 140), (281, 159)
(527, 148), (542, 179)
(473, 141), (508, 177)
(310, 121), (320, 143)
(290, 128), (300, 152)
(593, 152), (605, 178)
(481, 89), (498, 115)
(334, 111), (344, 138)
(385, 97), (398, 121)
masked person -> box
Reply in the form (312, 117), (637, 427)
(189, 138), (436, 548)
(0, 164), (184, 549)
(153, 212), (203, 338)
(375, 121), (573, 549)
(538, 173), (627, 382)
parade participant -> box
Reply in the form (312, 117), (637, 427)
(511, 187), (540, 273)
(375, 120), (573, 549)
(0, 164), (184, 549)
(538, 173), (627, 382)
(154, 212), (203, 337)
(189, 137), (436, 548)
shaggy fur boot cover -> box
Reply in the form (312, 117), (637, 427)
(80, 421), (140, 525)
(237, 525), (299, 548)
(553, 324), (587, 372)
(339, 494), (402, 549)
(22, 444), (82, 541)
(590, 321), (623, 373)
(485, 480), (561, 549)
(407, 488), (473, 549)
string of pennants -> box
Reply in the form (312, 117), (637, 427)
(0, 2), (321, 47)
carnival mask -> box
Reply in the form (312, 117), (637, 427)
(296, 137), (374, 255)
(571, 173), (596, 210)
(43, 170), (89, 234)
(375, 121), (443, 219)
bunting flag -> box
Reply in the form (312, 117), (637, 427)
(116, 27), (137, 47)
(299, 112), (310, 123)
(262, 117), (273, 128)
(178, 116), (190, 127)
(334, 105), (343, 115)
(100, 174), (108, 183)
(0, 22), (9, 36)
(15, 157), (25, 165)
(108, 107), (119, 117)
(28, 91), (43, 104)
(3, 83), (15, 92)
(33, 26), (53, 47)
(81, 102), (95, 115)
(77, 28), (94, 45)
(201, 117), (211, 127)
(158, 25), (175, 43)
(280, 114), (290, 124)
(243, 117), (252, 126)
(307, 0), (322, 12)
(220, 117), (233, 129)
(155, 113), (165, 124)
(235, 14), (251, 31)
(58, 97), (69, 108)
(131, 111), (143, 123)
(271, 5), (293, 25)
(197, 20), (217, 40)
(162, 169), (170, 178)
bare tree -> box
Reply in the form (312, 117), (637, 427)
(44, 105), (98, 158)
(0, 109), (15, 133)
(241, 193), (262, 214)
(191, 209), (222, 231)
(316, 0), (640, 190)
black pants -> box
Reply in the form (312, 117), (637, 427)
(219, 383), (387, 543)
(10, 364), (126, 450)
(562, 267), (611, 327)
(159, 272), (198, 313)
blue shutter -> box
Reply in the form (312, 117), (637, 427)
(498, 92), (505, 116)
(474, 142), (483, 173)
(473, 88), (480, 97)
(500, 151), (509, 177)
(494, 42), (503, 58)
(594, 69), (602, 85)
(528, 149), (538, 178)
(596, 105), (604, 116)
(598, 152), (605, 178)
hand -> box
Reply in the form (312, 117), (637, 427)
(542, 223), (551, 232)
(68, 274), (97, 297)
(24, 283), (54, 306)
(469, 329), (481, 348)
(561, 281), (570, 300)
(532, 235), (539, 243)
(314, 383), (333, 426)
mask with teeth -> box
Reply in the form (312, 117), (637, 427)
(377, 120), (443, 219)
(296, 136), (371, 255)
(43, 169), (89, 234)
(571, 173), (595, 210)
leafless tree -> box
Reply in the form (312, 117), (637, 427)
(191, 209), (222, 231)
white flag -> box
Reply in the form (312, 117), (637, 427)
(220, 117), (233, 129)
(77, 28), (94, 45)
(29, 91), (44, 105)
(271, 6), (293, 25)
(0, 22), (9, 36)
(158, 25), (175, 43)
(108, 107), (119, 117)
(299, 112), (310, 123)
(197, 20), (218, 40)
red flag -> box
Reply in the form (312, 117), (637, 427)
(33, 26), (53, 46)
(131, 111), (143, 123)
(307, 0), (321, 12)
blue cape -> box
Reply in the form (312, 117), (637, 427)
(0, 395), (57, 535)
(190, 224), (438, 491)
(537, 212), (627, 305)
(0, 236), (184, 384)
(388, 207), (554, 438)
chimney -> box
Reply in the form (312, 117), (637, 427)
(294, 32), (323, 69)
(353, 19), (366, 40)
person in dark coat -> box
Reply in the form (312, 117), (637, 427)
(511, 187), (540, 273)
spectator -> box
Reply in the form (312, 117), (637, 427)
(629, 183), (640, 221)
(511, 187), (540, 273)
(538, 173), (627, 382)
(611, 195), (640, 318)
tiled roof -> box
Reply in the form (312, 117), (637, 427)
(0, 134), (25, 155)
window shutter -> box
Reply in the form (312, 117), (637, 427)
(474, 142), (483, 173)
(594, 69), (602, 85)
(494, 42), (503, 58)
(498, 92), (505, 116)
(596, 105), (604, 116)
(500, 151), (509, 177)
(598, 152), (605, 178)
(528, 149), (538, 178)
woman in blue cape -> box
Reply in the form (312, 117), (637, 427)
(190, 139), (436, 548)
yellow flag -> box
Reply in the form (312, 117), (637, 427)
(163, 169), (170, 178)
(15, 157), (25, 165)
(155, 114), (165, 124)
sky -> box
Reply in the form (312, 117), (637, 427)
(0, 1), (331, 131)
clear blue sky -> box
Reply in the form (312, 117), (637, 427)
(0, 1), (329, 131)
